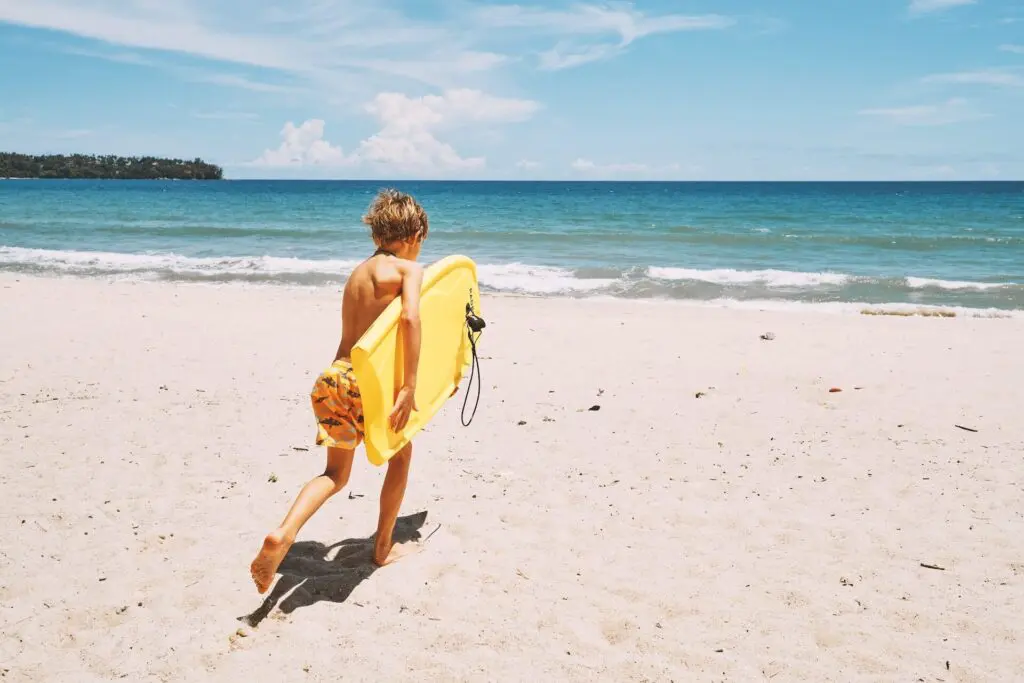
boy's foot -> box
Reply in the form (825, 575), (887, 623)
(250, 531), (293, 594)
(372, 540), (420, 567)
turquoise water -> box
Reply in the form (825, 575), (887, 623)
(1, 180), (1022, 311)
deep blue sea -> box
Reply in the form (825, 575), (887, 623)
(2, 180), (1023, 312)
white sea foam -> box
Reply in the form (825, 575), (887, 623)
(477, 263), (616, 294)
(905, 276), (1015, 291)
(693, 298), (1022, 319)
(0, 246), (360, 277)
(1, 247), (1019, 314)
(0, 248), (618, 293)
(647, 266), (849, 287)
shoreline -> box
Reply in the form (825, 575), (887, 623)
(2, 271), (1021, 319)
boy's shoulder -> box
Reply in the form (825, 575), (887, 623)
(375, 255), (422, 280)
(346, 255), (422, 292)
(395, 257), (423, 276)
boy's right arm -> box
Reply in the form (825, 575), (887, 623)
(388, 260), (424, 432)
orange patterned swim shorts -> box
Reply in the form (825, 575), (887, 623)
(310, 359), (365, 450)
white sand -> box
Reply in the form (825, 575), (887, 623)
(1, 274), (1022, 682)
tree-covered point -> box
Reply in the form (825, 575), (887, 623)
(0, 153), (223, 180)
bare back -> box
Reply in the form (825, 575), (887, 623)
(334, 254), (407, 361)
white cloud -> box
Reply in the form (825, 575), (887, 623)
(58, 46), (158, 67)
(1000, 44), (1024, 54)
(909, 0), (977, 14)
(355, 89), (539, 169)
(0, 0), (734, 93)
(858, 98), (988, 126)
(190, 72), (299, 94)
(336, 51), (513, 90)
(569, 158), (687, 177)
(476, 4), (733, 39)
(923, 69), (1024, 87)
(476, 4), (734, 70)
(516, 159), (542, 169)
(569, 156), (679, 175)
(54, 45), (299, 95)
(0, 0), (505, 93)
(456, 51), (511, 71)
(902, 164), (959, 179)
(539, 43), (617, 70)
(571, 158), (649, 173)
(253, 120), (350, 167)
(0, 0), (299, 71)
(364, 89), (540, 129)
(252, 89), (541, 172)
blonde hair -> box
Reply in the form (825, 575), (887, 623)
(362, 188), (429, 246)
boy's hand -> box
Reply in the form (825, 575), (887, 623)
(389, 386), (417, 432)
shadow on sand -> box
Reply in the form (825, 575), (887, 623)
(240, 511), (433, 627)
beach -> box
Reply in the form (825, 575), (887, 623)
(2, 273), (1022, 681)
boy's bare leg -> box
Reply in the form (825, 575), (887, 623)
(250, 446), (354, 593)
(373, 442), (415, 566)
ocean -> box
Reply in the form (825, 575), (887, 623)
(1, 180), (1022, 313)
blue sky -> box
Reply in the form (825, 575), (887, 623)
(0, 0), (1022, 180)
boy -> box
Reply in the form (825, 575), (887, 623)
(250, 188), (429, 594)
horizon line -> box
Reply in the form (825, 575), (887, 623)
(154, 177), (1024, 183)
(4, 176), (1023, 183)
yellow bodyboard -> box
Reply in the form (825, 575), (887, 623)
(351, 254), (482, 465)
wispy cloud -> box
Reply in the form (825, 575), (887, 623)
(0, 0), (739, 168)
(539, 43), (616, 70)
(923, 69), (1024, 87)
(0, 1), (299, 71)
(572, 158), (649, 173)
(336, 51), (512, 89)
(516, 159), (542, 170)
(476, 4), (734, 70)
(188, 72), (299, 94)
(857, 149), (1018, 166)
(252, 89), (541, 172)
(909, 0), (977, 15)
(858, 98), (989, 126)
(570, 158), (681, 175)
(475, 4), (734, 39)
(911, 164), (957, 178)
(1001, 44), (1024, 54)
(58, 46), (158, 67)
(0, 0), (727, 87)
(0, 0), (501, 92)
(57, 44), (308, 95)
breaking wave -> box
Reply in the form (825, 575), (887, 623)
(1, 246), (1020, 311)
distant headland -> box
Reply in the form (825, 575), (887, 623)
(0, 153), (223, 180)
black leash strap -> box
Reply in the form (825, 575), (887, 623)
(461, 303), (486, 427)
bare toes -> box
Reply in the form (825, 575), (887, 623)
(373, 541), (420, 567)
(250, 532), (291, 594)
